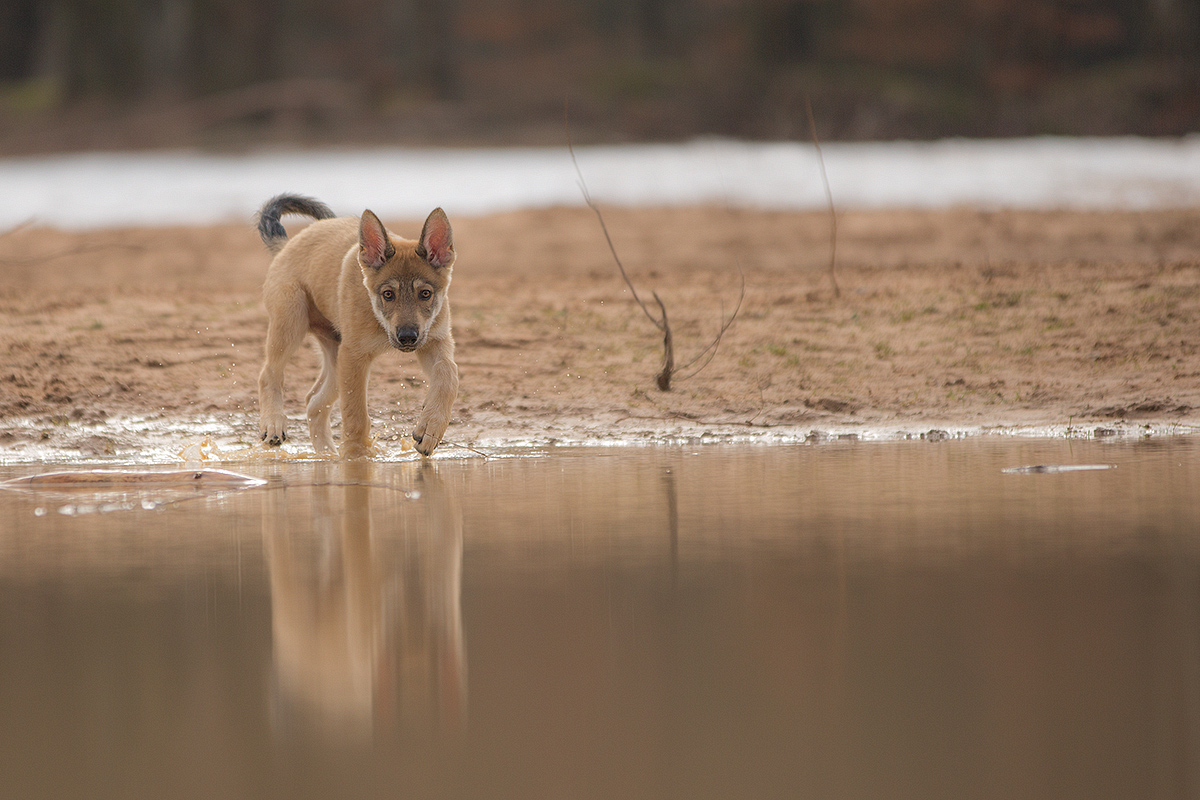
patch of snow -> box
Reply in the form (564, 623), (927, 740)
(2, 136), (1199, 230)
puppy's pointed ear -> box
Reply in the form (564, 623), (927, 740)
(359, 209), (395, 269)
(416, 208), (454, 269)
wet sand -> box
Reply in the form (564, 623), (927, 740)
(1, 206), (1199, 456)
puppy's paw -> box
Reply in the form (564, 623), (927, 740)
(339, 439), (376, 461)
(260, 418), (288, 447)
(412, 412), (449, 456)
(309, 424), (336, 455)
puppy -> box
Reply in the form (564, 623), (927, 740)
(255, 195), (458, 457)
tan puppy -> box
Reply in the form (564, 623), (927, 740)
(255, 195), (458, 458)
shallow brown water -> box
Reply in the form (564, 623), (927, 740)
(1, 438), (1198, 800)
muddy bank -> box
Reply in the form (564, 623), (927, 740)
(1, 206), (1198, 458)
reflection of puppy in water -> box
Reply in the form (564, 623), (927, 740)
(255, 195), (459, 458)
(263, 461), (465, 739)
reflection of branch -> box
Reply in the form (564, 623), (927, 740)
(804, 94), (840, 298)
(565, 100), (742, 391)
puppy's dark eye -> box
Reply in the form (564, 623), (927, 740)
(381, 289), (395, 302)
(418, 289), (433, 301)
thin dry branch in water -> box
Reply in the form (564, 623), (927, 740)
(804, 94), (840, 299)
(565, 102), (742, 391)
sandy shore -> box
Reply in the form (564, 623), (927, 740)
(1, 206), (1198, 460)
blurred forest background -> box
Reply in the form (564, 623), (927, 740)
(0, 0), (1197, 154)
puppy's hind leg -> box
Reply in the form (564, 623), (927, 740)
(306, 336), (339, 454)
(258, 286), (308, 446)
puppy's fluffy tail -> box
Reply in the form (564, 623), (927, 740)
(257, 194), (336, 253)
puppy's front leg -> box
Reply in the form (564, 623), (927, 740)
(337, 350), (376, 460)
(413, 337), (459, 456)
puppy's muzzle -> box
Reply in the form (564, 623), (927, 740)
(393, 326), (420, 351)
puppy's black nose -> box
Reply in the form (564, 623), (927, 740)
(395, 327), (419, 347)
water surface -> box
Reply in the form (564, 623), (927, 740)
(1, 438), (1197, 799)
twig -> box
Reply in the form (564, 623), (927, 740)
(565, 102), (663, 332)
(0, 218), (35, 239)
(804, 94), (840, 298)
(441, 440), (492, 459)
(652, 291), (674, 391)
(672, 149), (749, 381)
(0, 242), (146, 266)
(565, 99), (742, 390)
(675, 265), (745, 380)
